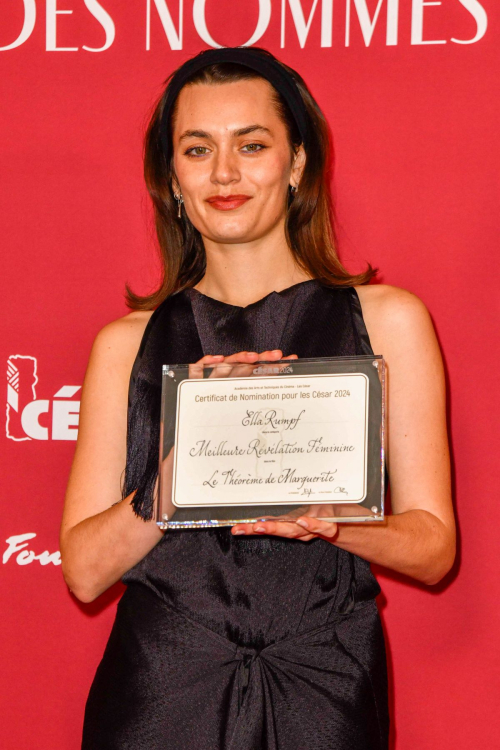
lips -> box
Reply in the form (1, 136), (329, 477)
(206, 195), (252, 211)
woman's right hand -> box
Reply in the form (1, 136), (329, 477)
(188, 349), (298, 379)
(159, 350), (298, 521)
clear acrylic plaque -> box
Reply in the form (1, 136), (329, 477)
(157, 356), (386, 529)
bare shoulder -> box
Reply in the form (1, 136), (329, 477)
(353, 283), (436, 355)
(353, 283), (430, 321)
(89, 309), (155, 376)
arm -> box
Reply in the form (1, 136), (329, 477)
(60, 312), (164, 603)
(326, 284), (456, 584)
(231, 285), (456, 586)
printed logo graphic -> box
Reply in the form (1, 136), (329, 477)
(0, 1), (489, 53)
(6, 355), (81, 441)
(253, 365), (293, 375)
(3, 533), (60, 566)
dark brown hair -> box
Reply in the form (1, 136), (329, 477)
(126, 48), (377, 310)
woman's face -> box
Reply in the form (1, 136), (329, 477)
(171, 77), (304, 245)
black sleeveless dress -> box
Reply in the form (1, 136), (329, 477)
(82, 280), (389, 750)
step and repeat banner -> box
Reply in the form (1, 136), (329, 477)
(1, 2), (498, 748)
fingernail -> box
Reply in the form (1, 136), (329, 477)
(232, 529), (245, 535)
(296, 519), (309, 529)
(254, 525), (266, 533)
(272, 349), (281, 353)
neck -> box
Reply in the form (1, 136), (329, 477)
(196, 223), (312, 307)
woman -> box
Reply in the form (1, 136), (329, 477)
(60, 46), (456, 749)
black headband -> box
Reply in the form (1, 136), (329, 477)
(159, 46), (310, 162)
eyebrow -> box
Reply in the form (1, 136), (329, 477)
(178, 125), (272, 143)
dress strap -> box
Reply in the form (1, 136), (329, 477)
(127, 301), (166, 409)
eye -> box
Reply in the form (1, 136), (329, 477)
(242, 143), (266, 153)
(185, 146), (210, 157)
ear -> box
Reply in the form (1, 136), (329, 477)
(290, 144), (306, 190)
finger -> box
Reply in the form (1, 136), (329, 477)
(207, 350), (299, 380)
(209, 351), (297, 379)
(247, 350), (299, 379)
(223, 351), (260, 363)
(189, 354), (224, 379)
(211, 351), (260, 379)
(257, 349), (284, 361)
(210, 361), (258, 379)
(231, 523), (316, 542)
(221, 350), (284, 379)
(295, 516), (338, 539)
(231, 520), (313, 540)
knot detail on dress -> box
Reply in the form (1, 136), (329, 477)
(235, 645), (261, 709)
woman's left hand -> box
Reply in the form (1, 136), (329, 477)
(231, 516), (338, 542)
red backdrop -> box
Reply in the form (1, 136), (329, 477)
(1, 2), (498, 748)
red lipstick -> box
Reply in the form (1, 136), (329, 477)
(206, 194), (252, 211)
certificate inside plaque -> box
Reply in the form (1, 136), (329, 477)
(157, 356), (386, 529)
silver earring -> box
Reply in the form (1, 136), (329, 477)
(174, 193), (184, 218)
(290, 184), (298, 194)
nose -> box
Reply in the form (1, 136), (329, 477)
(210, 144), (240, 186)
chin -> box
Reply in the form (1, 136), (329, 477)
(210, 232), (258, 244)
(203, 221), (260, 244)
